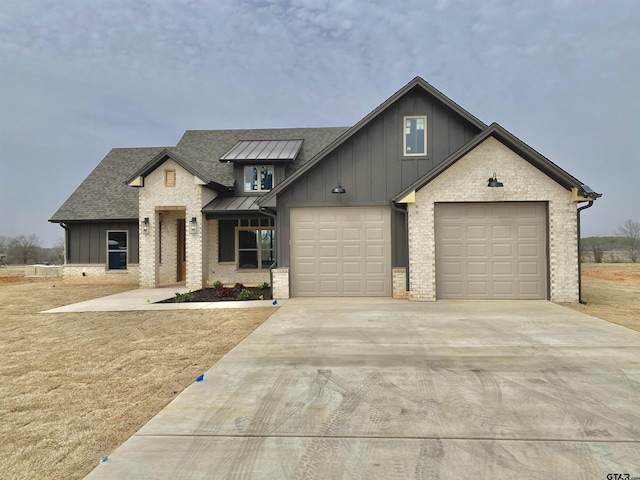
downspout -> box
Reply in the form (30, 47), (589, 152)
(60, 223), (70, 264)
(577, 201), (594, 305)
(259, 206), (277, 300)
(391, 201), (410, 293)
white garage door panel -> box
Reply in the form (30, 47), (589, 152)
(291, 207), (391, 297)
(436, 202), (547, 300)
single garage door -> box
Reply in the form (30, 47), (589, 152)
(290, 207), (391, 296)
(435, 202), (548, 299)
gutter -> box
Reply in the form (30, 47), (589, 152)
(577, 201), (594, 305)
(391, 201), (410, 293)
(258, 206), (277, 300)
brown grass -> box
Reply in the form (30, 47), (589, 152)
(563, 263), (640, 332)
(0, 279), (275, 480)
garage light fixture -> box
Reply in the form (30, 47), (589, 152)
(142, 217), (149, 235)
(487, 173), (503, 188)
(189, 217), (197, 235)
(331, 183), (346, 194)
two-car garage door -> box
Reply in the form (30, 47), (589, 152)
(290, 207), (391, 297)
(435, 202), (548, 300)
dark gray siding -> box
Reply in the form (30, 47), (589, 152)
(66, 222), (139, 264)
(276, 87), (481, 267)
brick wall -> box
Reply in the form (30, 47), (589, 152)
(408, 137), (579, 303)
(138, 159), (214, 290)
(63, 264), (139, 285)
(206, 219), (271, 286)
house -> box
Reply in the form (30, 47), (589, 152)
(50, 77), (601, 302)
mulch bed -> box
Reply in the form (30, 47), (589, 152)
(157, 286), (271, 303)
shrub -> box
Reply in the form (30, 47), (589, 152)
(215, 287), (235, 298)
(175, 291), (195, 303)
(212, 280), (223, 289)
(233, 282), (245, 292)
(236, 288), (253, 301)
(258, 282), (270, 290)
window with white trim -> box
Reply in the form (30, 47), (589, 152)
(244, 165), (274, 192)
(107, 231), (127, 270)
(237, 220), (275, 269)
(404, 116), (427, 156)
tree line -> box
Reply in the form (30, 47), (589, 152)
(581, 219), (640, 263)
(0, 235), (64, 265)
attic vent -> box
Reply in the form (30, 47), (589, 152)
(164, 169), (176, 187)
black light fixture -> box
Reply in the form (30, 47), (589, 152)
(142, 217), (149, 235)
(487, 173), (503, 188)
(189, 217), (197, 235)
(331, 183), (346, 194)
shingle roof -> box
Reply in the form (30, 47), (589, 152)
(50, 127), (348, 222)
(50, 147), (167, 222)
(173, 127), (348, 187)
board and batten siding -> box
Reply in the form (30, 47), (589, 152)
(276, 86), (481, 268)
(66, 222), (139, 264)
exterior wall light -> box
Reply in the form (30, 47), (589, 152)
(487, 173), (503, 187)
(142, 217), (149, 235)
(331, 183), (346, 194)
(189, 217), (197, 235)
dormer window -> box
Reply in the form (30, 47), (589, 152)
(404, 116), (427, 156)
(244, 165), (274, 192)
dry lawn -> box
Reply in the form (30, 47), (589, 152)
(563, 263), (640, 332)
(0, 278), (275, 480)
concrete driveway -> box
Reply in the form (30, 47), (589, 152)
(85, 299), (640, 479)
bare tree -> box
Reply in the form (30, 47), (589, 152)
(617, 219), (640, 262)
(8, 235), (41, 264)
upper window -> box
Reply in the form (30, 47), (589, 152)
(107, 231), (127, 270)
(404, 116), (427, 156)
(244, 165), (274, 192)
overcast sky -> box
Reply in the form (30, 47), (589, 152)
(1, 0), (638, 247)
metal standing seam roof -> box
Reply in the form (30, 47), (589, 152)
(202, 195), (261, 214)
(220, 139), (304, 162)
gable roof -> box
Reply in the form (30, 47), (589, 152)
(124, 148), (231, 191)
(50, 147), (167, 222)
(50, 128), (348, 222)
(393, 122), (598, 202)
(258, 76), (488, 205)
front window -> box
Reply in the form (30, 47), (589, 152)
(404, 116), (427, 156)
(237, 227), (275, 269)
(107, 231), (127, 270)
(244, 165), (274, 192)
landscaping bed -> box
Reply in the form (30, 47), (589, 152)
(158, 283), (271, 303)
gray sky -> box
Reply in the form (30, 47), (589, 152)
(1, 0), (638, 247)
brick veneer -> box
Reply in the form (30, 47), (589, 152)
(407, 137), (579, 303)
(138, 159), (214, 290)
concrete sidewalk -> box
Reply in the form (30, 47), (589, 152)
(85, 299), (640, 479)
(41, 286), (284, 313)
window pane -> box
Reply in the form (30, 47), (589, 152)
(260, 229), (274, 249)
(245, 167), (257, 191)
(239, 251), (258, 268)
(238, 230), (257, 249)
(261, 249), (274, 269)
(260, 166), (274, 190)
(108, 252), (127, 270)
(108, 232), (127, 250)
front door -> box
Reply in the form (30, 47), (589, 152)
(177, 218), (186, 282)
